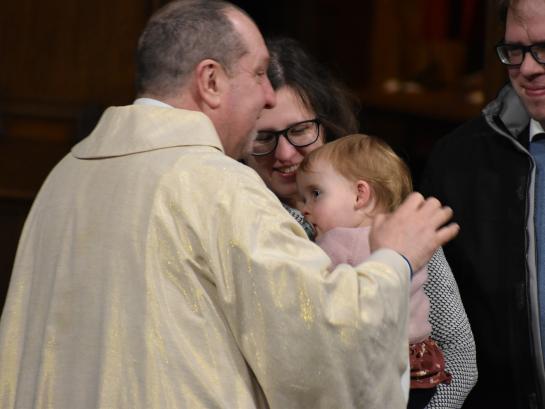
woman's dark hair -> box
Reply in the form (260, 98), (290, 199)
(266, 37), (360, 142)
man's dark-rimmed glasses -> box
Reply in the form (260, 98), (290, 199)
(496, 42), (545, 67)
(251, 118), (321, 156)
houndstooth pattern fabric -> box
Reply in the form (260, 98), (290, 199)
(425, 248), (478, 408)
(283, 204), (316, 240)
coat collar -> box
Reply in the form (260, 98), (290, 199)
(483, 83), (531, 140)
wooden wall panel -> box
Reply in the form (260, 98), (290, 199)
(0, 0), (159, 309)
(0, 0), (509, 311)
(0, 0), (150, 106)
(280, 0), (374, 88)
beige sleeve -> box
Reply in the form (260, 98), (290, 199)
(200, 164), (411, 409)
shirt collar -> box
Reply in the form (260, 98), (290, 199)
(133, 97), (173, 108)
(530, 118), (545, 142)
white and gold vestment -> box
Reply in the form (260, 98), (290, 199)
(0, 105), (409, 408)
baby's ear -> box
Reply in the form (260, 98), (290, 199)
(355, 180), (372, 210)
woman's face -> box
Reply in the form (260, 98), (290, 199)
(246, 86), (324, 205)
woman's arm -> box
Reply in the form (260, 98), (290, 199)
(425, 248), (478, 408)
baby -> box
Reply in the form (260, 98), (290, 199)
(296, 134), (451, 408)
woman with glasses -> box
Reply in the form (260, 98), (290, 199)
(245, 37), (477, 409)
(246, 37), (359, 238)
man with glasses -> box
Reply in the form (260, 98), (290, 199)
(421, 0), (545, 407)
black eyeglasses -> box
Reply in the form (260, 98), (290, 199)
(496, 42), (545, 67)
(251, 118), (321, 156)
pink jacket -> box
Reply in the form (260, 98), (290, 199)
(316, 226), (431, 343)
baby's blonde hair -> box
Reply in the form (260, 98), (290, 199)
(299, 134), (412, 212)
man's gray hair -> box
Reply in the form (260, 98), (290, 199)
(136, 0), (248, 97)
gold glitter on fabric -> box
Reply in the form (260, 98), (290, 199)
(0, 106), (410, 408)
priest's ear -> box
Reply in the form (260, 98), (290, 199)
(194, 59), (228, 109)
(355, 180), (373, 210)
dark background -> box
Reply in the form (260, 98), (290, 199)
(0, 0), (506, 309)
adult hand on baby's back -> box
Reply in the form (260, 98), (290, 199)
(369, 192), (459, 272)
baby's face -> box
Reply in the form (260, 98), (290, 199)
(296, 159), (362, 239)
